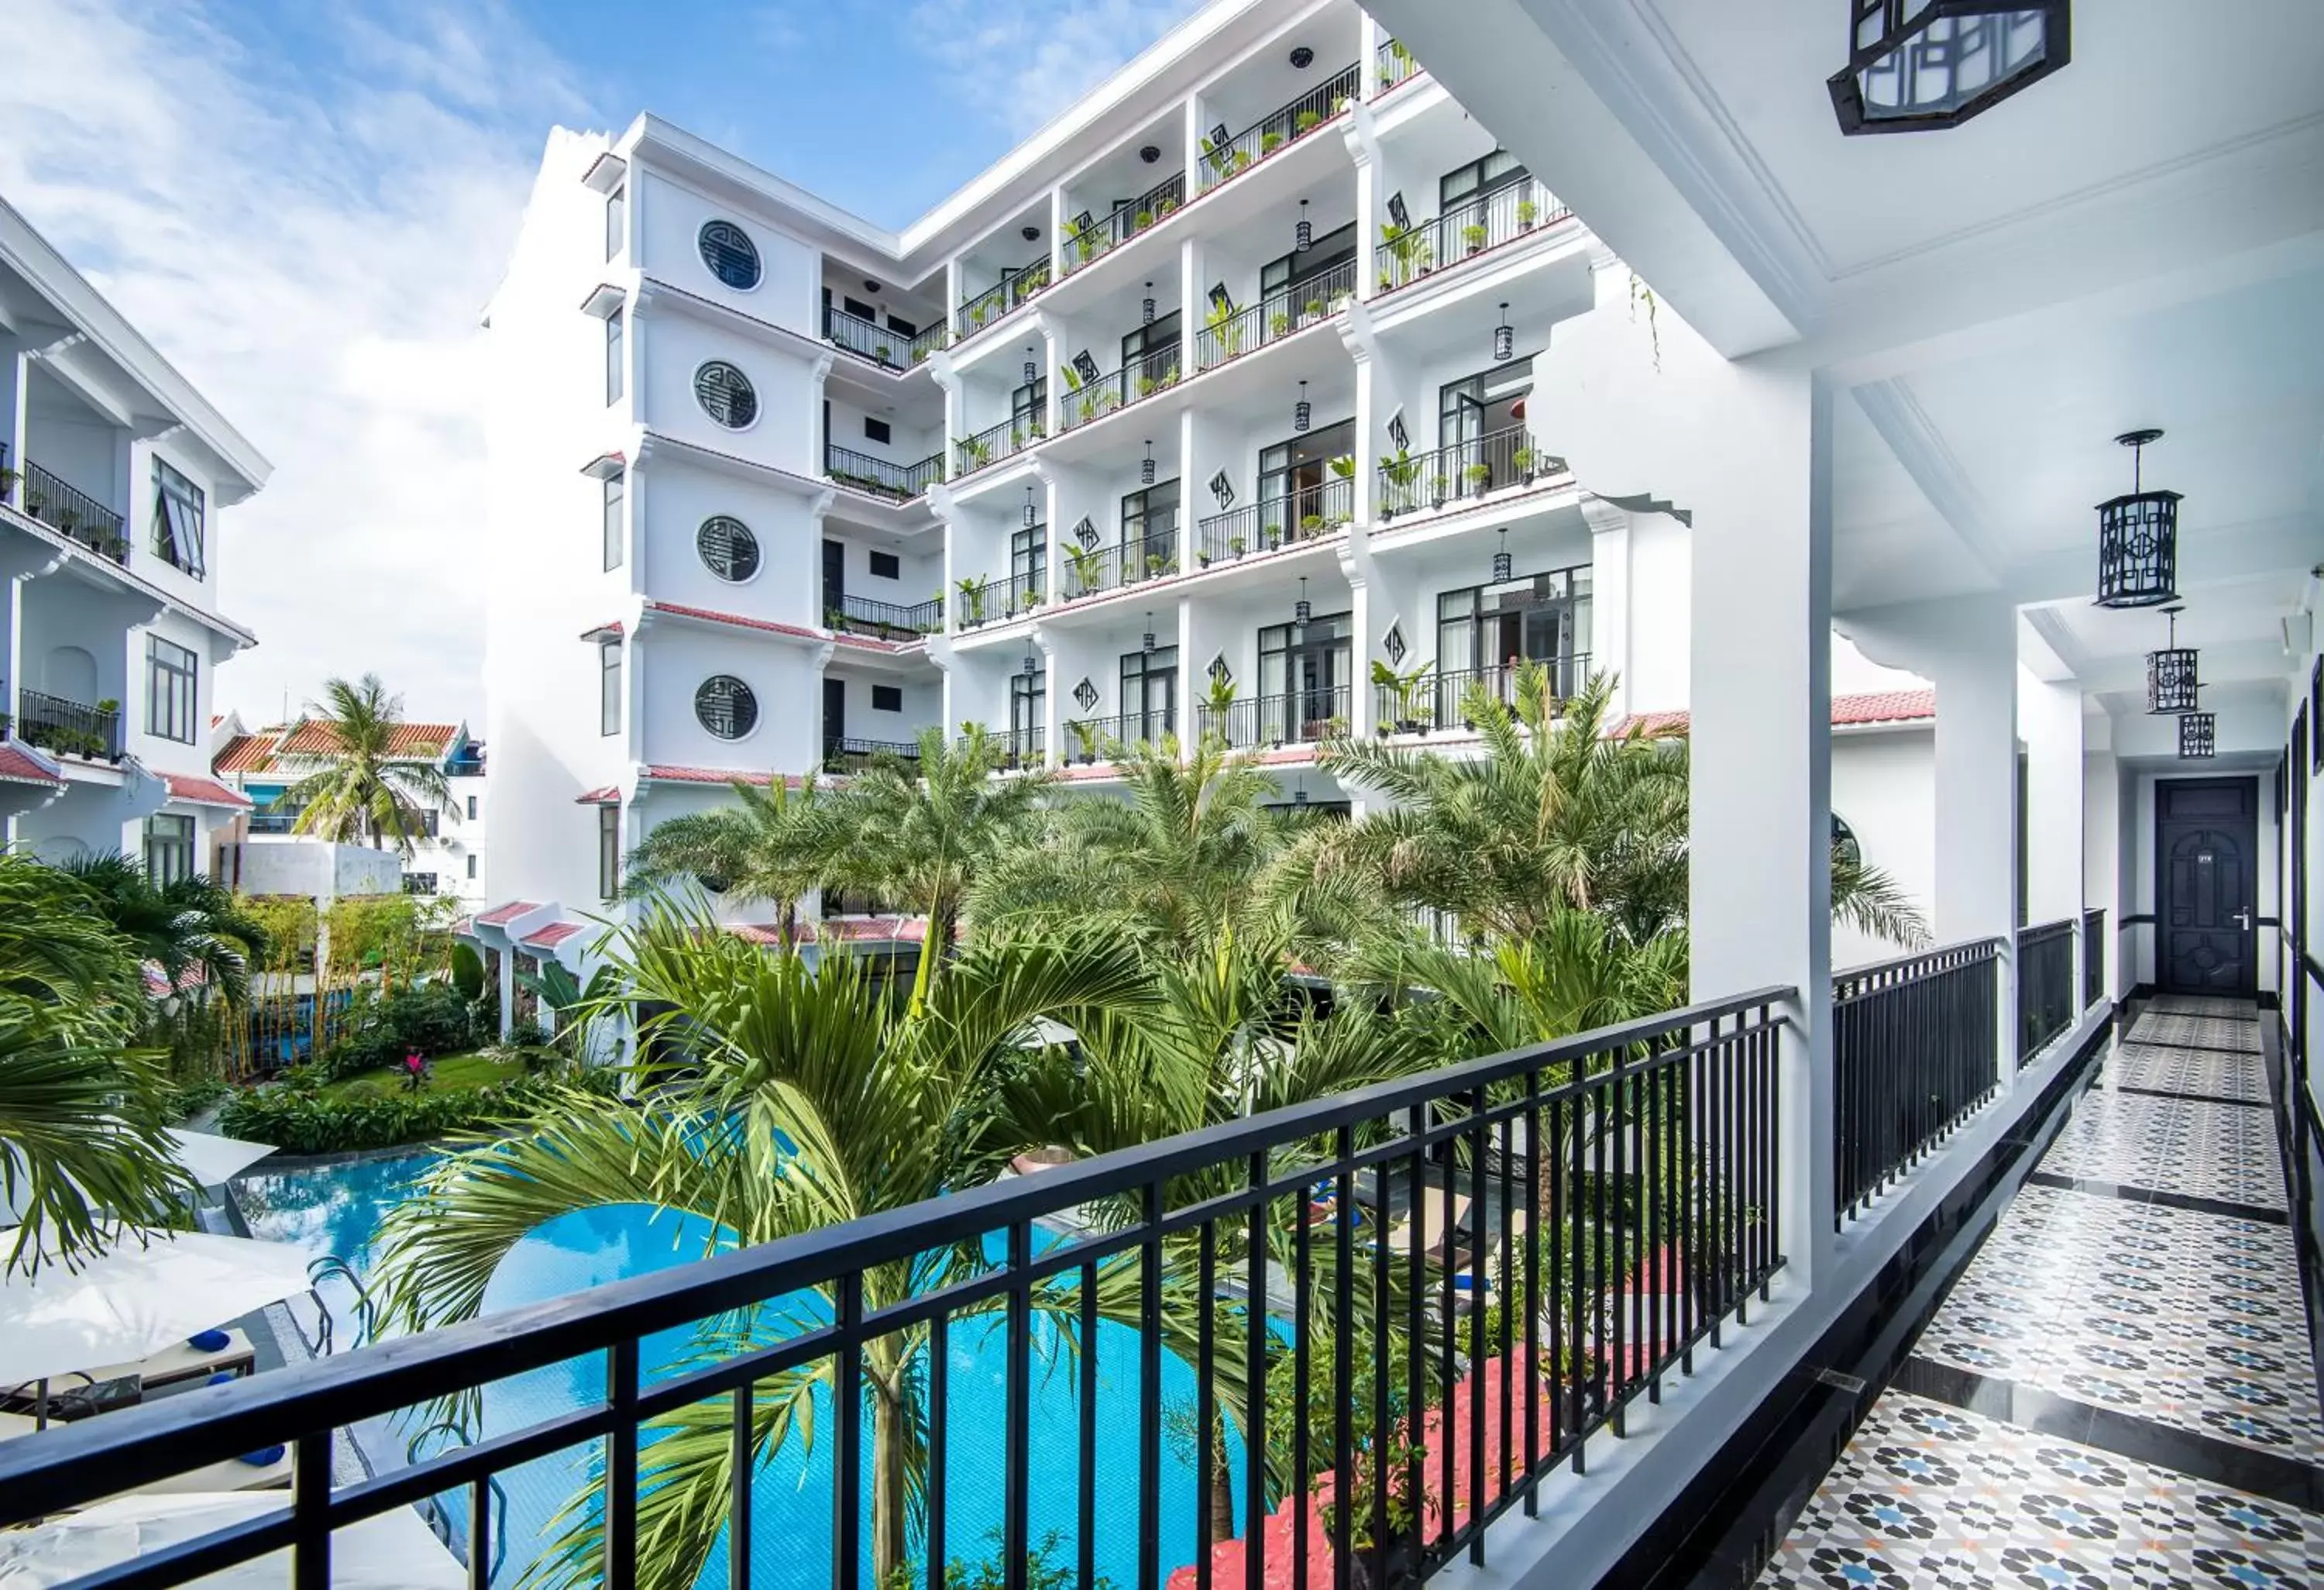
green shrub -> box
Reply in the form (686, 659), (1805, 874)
(449, 942), (486, 1000)
(216, 1067), (619, 1154)
(319, 982), (479, 1079)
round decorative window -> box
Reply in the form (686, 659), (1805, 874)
(696, 675), (758, 740)
(698, 221), (761, 291)
(693, 361), (758, 428)
(1831, 812), (1862, 870)
(697, 515), (760, 582)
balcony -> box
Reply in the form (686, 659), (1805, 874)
(1374, 36), (1425, 95)
(1061, 173), (1186, 277)
(959, 724), (1046, 771)
(1059, 705), (1175, 762)
(1196, 62), (1362, 195)
(954, 258), (1052, 339)
(823, 736), (921, 775)
(825, 442), (944, 501)
(1377, 179), (1572, 295)
(15, 687), (123, 762)
(954, 567), (1045, 628)
(1197, 685), (1352, 750)
(822, 307), (914, 372)
(952, 414), (1043, 480)
(1192, 258), (1357, 373)
(1057, 346), (1181, 432)
(830, 592), (944, 641)
(1377, 423), (1562, 519)
(1195, 477), (1353, 566)
(1059, 523), (1179, 601)
(12, 459), (129, 565)
(1371, 656), (1591, 735)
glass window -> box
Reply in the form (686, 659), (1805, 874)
(868, 550), (900, 580)
(146, 635), (198, 743)
(1119, 310), (1182, 374)
(600, 639), (622, 736)
(605, 309), (624, 406)
(699, 221), (761, 290)
(1435, 563), (1591, 708)
(1440, 148), (1528, 211)
(466, 796), (479, 821)
(696, 675), (758, 740)
(1010, 664), (1045, 746)
(871, 685), (902, 712)
(694, 361), (758, 428)
(1831, 813), (1862, 870)
(150, 458), (207, 576)
(1118, 645), (1180, 742)
(1260, 222), (1357, 301)
(605, 185), (625, 261)
(599, 805), (621, 900)
(466, 854), (478, 880)
(1011, 523), (1046, 590)
(1120, 478), (1180, 561)
(602, 470), (624, 570)
(698, 515), (760, 582)
(403, 873), (439, 896)
(143, 813), (196, 886)
(863, 416), (892, 445)
(1257, 611), (1353, 743)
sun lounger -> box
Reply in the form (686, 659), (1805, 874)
(84, 1328), (256, 1391)
(1384, 1188), (1471, 1258)
(0, 1411), (40, 1440)
(1448, 1210), (1531, 1310)
(108, 1449), (294, 1500)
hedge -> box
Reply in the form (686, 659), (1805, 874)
(217, 1067), (618, 1155)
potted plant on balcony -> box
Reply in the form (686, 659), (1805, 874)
(1463, 222), (1489, 254)
(1301, 297), (1327, 325)
(22, 486), (44, 520)
(954, 576), (987, 628)
(1295, 108), (1323, 135)
(1204, 670), (1237, 730)
(1065, 542), (1104, 594)
(1464, 462), (1494, 493)
(1298, 514), (1326, 539)
(1205, 298), (1243, 359)
(1260, 129), (1284, 156)
(1379, 448), (1421, 515)
(1428, 473), (1450, 509)
(1228, 535), (1247, 558)
(1200, 136), (1233, 181)
(1517, 198), (1540, 229)
(0, 463), (15, 499)
(1511, 445), (1536, 483)
(1270, 310), (1291, 338)
(1066, 718), (1100, 764)
(956, 435), (992, 471)
(1371, 658), (1434, 735)
(1156, 195), (1179, 219)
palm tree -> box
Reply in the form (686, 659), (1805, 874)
(53, 852), (268, 1010)
(823, 724), (1052, 1009)
(370, 902), (1183, 1590)
(271, 675), (452, 855)
(0, 852), (192, 1273)
(624, 776), (838, 951)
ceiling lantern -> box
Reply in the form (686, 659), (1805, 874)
(1023, 346), (1039, 387)
(1143, 282), (1156, 325)
(2094, 428), (2179, 609)
(2178, 711), (2216, 760)
(1492, 529), (1513, 584)
(1021, 645), (1040, 679)
(1142, 612), (1157, 655)
(1296, 199), (1312, 253)
(1827, 1), (2071, 136)
(1493, 301), (1514, 363)
(1292, 576), (1311, 642)
(1023, 484), (1037, 528)
(1141, 440), (1156, 486)
(2146, 605), (2199, 715)
(1294, 380), (1311, 433)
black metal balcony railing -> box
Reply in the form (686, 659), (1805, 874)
(1063, 173), (1187, 274)
(18, 460), (129, 564)
(1195, 477), (1354, 565)
(830, 592), (944, 640)
(960, 725), (1047, 770)
(825, 442), (944, 501)
(955, 258), (1053, 337)
(823, 306), (913, 371)
(823, 737), (923, 774)
(1058, 525), (1180, 600)
(1059, 706), (1177, 762)
(954, 566), (1046, 627)
(1198, 686), (1352, 750)
(1375, 36), (1424, 95)
(1057, 345), (1182, 432)
(1831, 938), (2000, 1227)
(17, 687), (124, 762)
(1373, 656), (1593, 735)
(907, 322), (952, 367)
(2016, 918), (2078, 1066)
(1378, 178), (1571, 294)
(1378, 424), (1560, 519)
(953, 414), (1043, 478)
(0, 986), (1789, 1590)
(1197, 61), (1362, 193)
(1194, 257), (1358, 373)
(2082, 907), (2106, 1009)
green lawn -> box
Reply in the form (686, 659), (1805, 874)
(320, 1051), (526, 1100)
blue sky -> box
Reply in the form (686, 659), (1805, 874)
(0, 0), (1200, 724)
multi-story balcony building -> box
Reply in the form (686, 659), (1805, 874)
(0, 197), (269, 877)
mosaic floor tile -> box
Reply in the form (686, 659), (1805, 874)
(2037, 1093), (2284, 1210)
(2126, 1013), (2263, 1052)
(2141, 995), (2261, 1022)
(2102, 1045), (2271, 1104)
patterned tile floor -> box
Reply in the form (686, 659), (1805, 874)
(1760, 1001), (2324, 1588)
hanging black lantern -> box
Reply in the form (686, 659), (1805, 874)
(2095, 428), (2180, 608)
(2178, 711), (2216, 759)
(2146, 605), (2200, 715)
(1023, 485), (1037, 528)
(1021, 645), (1040, 679)
(1141, 441), (1156, 486)
(1023, 346), (1038, 388)
(1294, 380), (1311, 433)
(1143, 282), (1156, 325)
(1143, 612), (1156, 656)
(1292, 576), (1311, 642)
(1296, 199), (1312, 253)
(1493, 301), (1514, 363)
(1827, 0), (2071, 136)
(1293, 781), (1309, 807)
(1491, 529), (1513, 584)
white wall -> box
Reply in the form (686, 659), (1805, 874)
(635, 626), (819, 773)
(639, 460), (823, 627)
(220, 839), (401, 901)
(634, 311), (819, 479)
(1831, 727), (1935, 970)
(633, 169), (820, 339)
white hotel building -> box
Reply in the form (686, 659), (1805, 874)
(0, 198), (266, 876)
(480, 0), (1939, 973)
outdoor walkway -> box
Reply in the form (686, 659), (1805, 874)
(1760, 995), (2324, 1587)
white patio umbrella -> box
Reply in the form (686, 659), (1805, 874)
(165, 1128), (277, 1188)
(0, 1492), (465, 1588)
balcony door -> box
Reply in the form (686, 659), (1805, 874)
(822, 678), (845, 755)
(1437, 564), (1591, 714)
(2156, 777), (2257, 995)
(1258, 418), (1353, 539)
(1119, 645), (1178, 743)
(1439, 360), (1533, 484)
(1121, 479), (1180, 571)
(1009, 666), (1045, 753)
(1259, 610), (1352, 743)
(823, 540), (844, 618)
(1120, 311), (1181, 383)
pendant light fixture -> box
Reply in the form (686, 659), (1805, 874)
(1827, 0), (2071, 137)
(2095, 428), (2180, 608)
(1294, 380), (1311, 433)
(1141, 440), (1156, 486)
(1295, 198), (1312, 253)
(1023, 484), (1037, 528)
(1293, 778), (1309, 807)
(2146, 605), (2200, 715)
(2178, 711), (2216, 759)
(1023, 346), (1039, 388)
(1492, 529), (1513, 584)
(1142, 612), (1157, 655)
(1493, 301), (1514, 363)
(1292, 576), (1311, 643)
(1143, 282), (1156, 325)
(1021, 645), (1040, 679)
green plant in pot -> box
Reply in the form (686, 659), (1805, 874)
(1205, 670), (1237, 718)
(1329, 454), (1356, 481)
(1370, 658), (1435, 735)
(1464, 461), (1494, 491)
(1270, 311), (1291, 337)
(1228, 535), (1247, 557)
(1511, 446), (1536, 481)
(1303, 298), (1326, 323)
(1205, 297), (1243, 358)
(955, 576), (986, 626)
(1133, 211), (1153, 232)
(1463, 222), (1489, 253)
(1295, 108), (1322, 134)
(1517, 198), (1539, 228)
(1065, 542), (1104, 593)
(1428, 473), (1450, 508)
(1260, 129), (1284, 155)
(1298, 513), (1326, 539)
(1066, 718), (1100, 763)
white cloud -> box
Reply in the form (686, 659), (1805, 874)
(0, 0), (584, 727)
(906, 0), (1206, 137)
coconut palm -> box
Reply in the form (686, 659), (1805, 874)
(270, 674), (452, 855)
(0, 852), (191, 1273)
(823, 724), (1052, 1009)
(53, 852), (268, 1009)
(371, 903), (1190, 1590)
(624, 775), (838, 951)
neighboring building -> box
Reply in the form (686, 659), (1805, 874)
(0, 196), (270, 876)
(477, 1), (1936, 964)
(208, 711), (488, 904)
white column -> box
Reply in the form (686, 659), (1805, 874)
(496, 942), (516, 1041)
(1580, 497), (1631, 721)
(2020, 670), (2085, 931)
(1689, 368), (1834, 1292)
(2083, 735), (2123, 1000)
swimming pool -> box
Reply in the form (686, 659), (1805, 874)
(234, 1155), (1241, 1588)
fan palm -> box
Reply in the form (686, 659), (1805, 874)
(371, 903), (1188, 1590)
(0, 852), (192, 1273)
(271, 674), (452, 855)
(52, 852), (267, 1009)
(624, 775), (838, 951)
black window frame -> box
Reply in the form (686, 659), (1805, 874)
(602, 469), (624, 571)
(600, 638), (622, 736)
(143, 813), (196, 887)
(1011, 523), (1046, 589)
(863, 416), (892, 446)
(1260, 222), (1358, 302)
(868, 550), (901, 580)
(694, 361), (758, 428)
(599, 804), (621, 900)
(699, 220), (761, 291)
(871, 684), (904, 713)
(1010, 665), (1046, 744)
(151, 457), (207, 577)
(698, 515), (760, 583)
(466, 854), (479, 880)
(145, 635), (198, 744)
(1439, 148), (1528, 209)
(403, 873), (440, 897)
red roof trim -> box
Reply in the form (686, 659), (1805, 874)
(575, 785), (621, 805)
(641, 765), (802, 787)
(521, 921), (587, 949)
(643, 600), (824, 643)
(0, 745), (64, 787)
(162, 773), (253, 810)
(1611, 688), (1935, 739)
(476, 900), (540, 927)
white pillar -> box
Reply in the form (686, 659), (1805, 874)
(2084, 738), (2123, 1001)
(2020, 670), (2085, 932)
(1689, 367), (1833, 1292)
(496, 941), (516, 1041)
(1580, 497), (1631, 721)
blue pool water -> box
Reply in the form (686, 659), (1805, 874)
(234, 1155), (1239, 1588)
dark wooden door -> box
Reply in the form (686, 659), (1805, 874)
(822, 678), (844, 755)
(822, 539), (844, 619)
(2157, 777), (2257, 993)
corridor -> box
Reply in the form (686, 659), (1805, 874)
(1761, 997), (2324, 1587)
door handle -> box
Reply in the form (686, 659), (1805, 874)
(2233, 908), (2254, 931)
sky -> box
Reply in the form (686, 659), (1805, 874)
(0, 0), (1203, 728)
